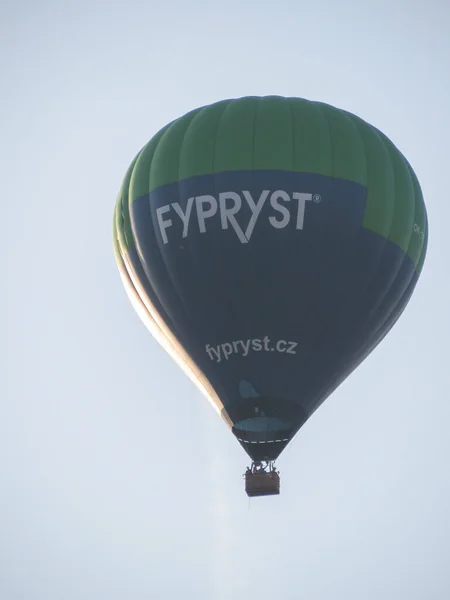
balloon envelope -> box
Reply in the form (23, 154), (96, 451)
(113, 96), (428, 462)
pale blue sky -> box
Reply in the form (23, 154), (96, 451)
(3, 1), (450, 599)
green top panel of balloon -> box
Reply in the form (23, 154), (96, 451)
(118, 96), (427, 273)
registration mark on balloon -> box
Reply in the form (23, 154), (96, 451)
(205, 336), (298, 363)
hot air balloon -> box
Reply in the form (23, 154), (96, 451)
(113, 96), (428, 497)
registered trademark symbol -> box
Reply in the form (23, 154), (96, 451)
(313, 194), (321, 203)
